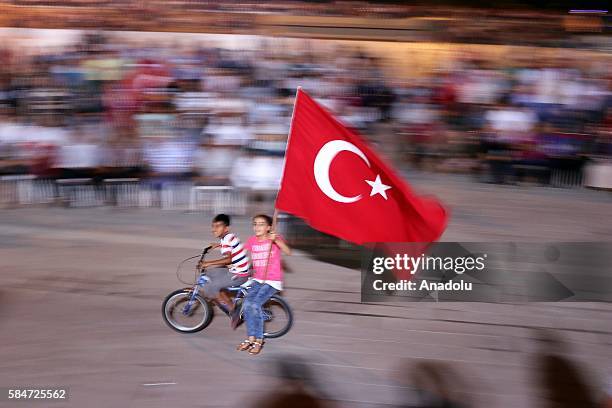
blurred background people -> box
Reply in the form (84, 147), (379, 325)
(533, 331), (600, 408)
(252, 355), (333, 408)
(0, 6), (609, 196)
(396, 360), (471, 408)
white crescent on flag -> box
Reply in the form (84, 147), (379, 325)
(313, 140), (391, 203)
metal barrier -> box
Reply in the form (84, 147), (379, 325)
(0, 175), (36, 207)
(549, 168), (584, 188)
(189, 186), (247, 215)
(1, 176), (247, 211)
(103, 178), (140, 207)
(138, 181), (194, 210)
(32, 179), (56, 204)
(0, 171), (591, 212)
(56, 178), (103, 207)
(163, 181), (193, 211)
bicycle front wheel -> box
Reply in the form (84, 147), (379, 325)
(262, 295), (293, 339)
(162, 289), (213, 333)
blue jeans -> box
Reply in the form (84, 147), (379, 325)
(242, 281), (278, 339)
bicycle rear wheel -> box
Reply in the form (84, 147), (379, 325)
(162, 289), (213, 333)
(262, 295), (293, 339)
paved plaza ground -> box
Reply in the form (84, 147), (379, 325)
(1, 174), (611, 407)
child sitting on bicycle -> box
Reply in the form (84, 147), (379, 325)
(198, 214), (250, 316)
(236, 214), (291, 355)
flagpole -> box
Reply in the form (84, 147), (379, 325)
(272, 86), (301, 227)
(261, 87), (301, 283)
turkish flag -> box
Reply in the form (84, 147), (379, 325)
(275, 88), (448, 245)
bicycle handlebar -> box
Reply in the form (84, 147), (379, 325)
(197, 245), (213, 269)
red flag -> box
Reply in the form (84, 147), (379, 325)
(275, 88), (448, 245)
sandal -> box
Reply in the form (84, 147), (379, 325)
(236, 339), (253, 351)
(248, 340), (264, 355)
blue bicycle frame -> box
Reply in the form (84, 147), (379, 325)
(183, 277), (273, 322)
(182, 274), (247, 315)
(181, 246), (272, 322)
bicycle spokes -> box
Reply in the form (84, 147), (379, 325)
(183, 300), (199, 316)
(164, 291), (210, 332)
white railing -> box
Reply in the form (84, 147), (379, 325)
(549, 168), (584, 188)
(189, 185), (247, 215)
(56, 178), (104, 207)
(1, 175), (251, 213)
(103, 178), (141, 207)
(137, 181), (194, 210)
(0, 176), (255, 216)
(0, 175), (36, 207)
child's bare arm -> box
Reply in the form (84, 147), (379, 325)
(269, 232), (291, 256)
(199, 253), (232, 269)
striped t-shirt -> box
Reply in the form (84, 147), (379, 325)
(219, 232), (250, 276)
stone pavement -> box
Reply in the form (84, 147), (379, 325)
(1, 176), (611, 407)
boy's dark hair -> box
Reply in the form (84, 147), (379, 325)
(253, 214), (273, 226)
(213, 214), (231, 226)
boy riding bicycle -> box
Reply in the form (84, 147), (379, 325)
(198, 214), (250, 315)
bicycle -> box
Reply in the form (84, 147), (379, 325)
(162, 245), (293, 338)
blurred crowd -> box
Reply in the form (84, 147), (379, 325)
(0, 29), (610, 193)
(391, 53), (611, 185)
(255, 331), (612, 408)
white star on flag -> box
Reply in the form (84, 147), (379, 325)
(365, 174), (392, 200)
